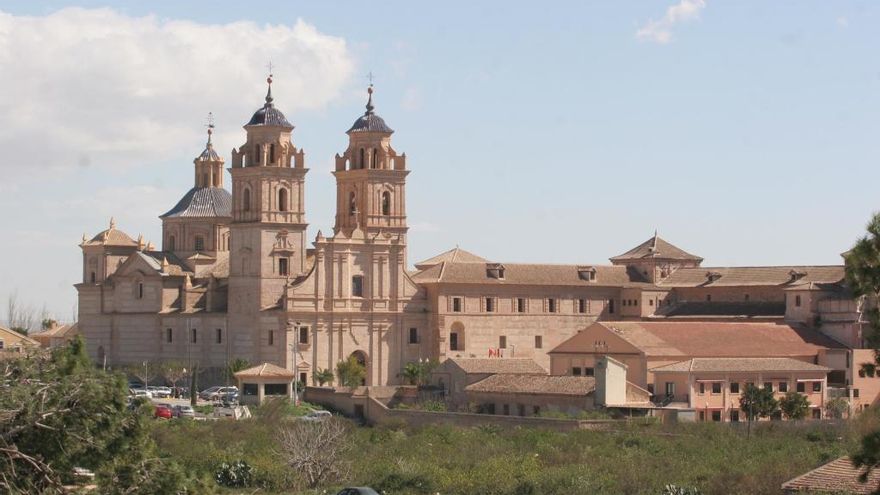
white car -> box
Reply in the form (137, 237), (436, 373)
(147, 386), (172, 398)
(129, 388), (153, 399)
(200, 386), (239, 401)
(301, 410), (332, 422)
(172, 405), (195, 418)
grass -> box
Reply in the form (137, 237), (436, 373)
(150, 400), (868, 495)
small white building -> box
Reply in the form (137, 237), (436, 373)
(234, 362), (296, 404)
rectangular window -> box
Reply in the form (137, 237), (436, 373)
(503, 404), (510, 416)
(706, 294), (712, 302)
(215, 328), (222, 344)
(699, 383), (705, 395)
(299, 326), (309, 345)
(763, 382), (773, 392)
(452, 297), (462, 313)
(578, 299), (586, 314)
(795, 295), (802, 307)
(796, 382), (805, 393)
(516, 298), (526, 313)
(711, 382), (722, 394)
(499, 336), (507, 349)
(812, 409), (821, 419)
(812, 381), (822, 393)
(699, 411), (705, 421)
(449, 332), (459, 351)
(584, 367), (595, 377)
(352, 275), (364, 297)
(0, 340), (4, 350)
(534, 335), (543, 349)
(609, 299), (615, 314)
(778, 382), (788, 393)
(518, 404), (526, 417)
(649, 299), (654, 307)
(194, 236), (205, 251)
(533, 405), (540, 415)
(547, 298), (557, 313)
(191, 328), (198, 344)
(572, 367), (582, 376)
(730, 382), (740, 394)
(409, 327), (419, 344)
(299, 372), (308, 385)
(711, 410), (721, 422)
(166, 328), (173, 343)
(268, 330), (274, 346)
(485, 297), (495, 312)
(278, 258), (289, 276)
(730, 410), (740, 422)
(665, 382), (675, 397)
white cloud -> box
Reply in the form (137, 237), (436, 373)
(0, 8), (355, 183)
(836, 16), (849, 28)
(636, 0), (706, 44)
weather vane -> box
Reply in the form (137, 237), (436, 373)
(367, 71), (374, 86)
(205, 112), (215, 130)
(267, 61), (275, 76)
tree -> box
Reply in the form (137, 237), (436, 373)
(124, 362), (154, 387)
(277, 418), (352, 489)
(160, 361), (187, 389)
(226, 357), (250, 381)
(190, 362), (199, 408)
(0, 336), (197, 493)
(5, 291), (36, 335)
(825, 397), (850, 419)
(336, 356), (366, 388)
(41, 318), (57, 330)
(739, 384), (779, 437)
(399, 360), (438, 386)
(313, 367), (335, 386)
(778, 391), (810, 420)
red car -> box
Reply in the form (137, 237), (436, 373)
(154, 404), (173, 419)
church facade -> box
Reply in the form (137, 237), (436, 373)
(76, 79), (871, 398)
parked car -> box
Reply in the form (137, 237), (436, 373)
(147, 386), (172, 398)
(129, 387), (153, 399)
(336, 488), (380, 495)
(301, 409), (332, 422)
(172, 405), (195, 418)
(200, 386), (238, 401)
(154, 403), (173, 419)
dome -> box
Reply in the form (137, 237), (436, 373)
(83, 218), (138, 247)
(347, 86), (394, 134)
(245, 78), (293, 128)
(160, 187), (232, 219)
(196, 142), (221, 161)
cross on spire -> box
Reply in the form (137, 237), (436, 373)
(367, 71), (374, 85)
(266, 61), (275, 76)
(205, 112), (215, 144)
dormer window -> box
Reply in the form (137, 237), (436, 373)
(577, 266), (597, 282)
(789, 269), (807, 282)
(706, 271), (722, 283)
(486, 263), (505, 279)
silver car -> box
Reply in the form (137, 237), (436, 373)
(172, 405), (195, 418)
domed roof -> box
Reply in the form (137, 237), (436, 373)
(160, 187), (232, 219)
(245, 77), (293, 128)
(82, 218), (138, 247)
(347, 86), (394, 134)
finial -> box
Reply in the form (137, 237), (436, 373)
(265, 62), (275, 106)
(205, 112), (215, 146)
(137, 234), (145, 250)
(109, 217), (116, 229)
(81, 233), (87, 243)
(365, 84), (375, 115)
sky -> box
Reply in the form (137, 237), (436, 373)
(1, 1), (878, 322)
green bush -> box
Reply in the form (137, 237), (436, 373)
(214, 460), (254, 487)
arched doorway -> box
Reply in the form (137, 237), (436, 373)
(350, 350), (368, 386)
(450, 322), (465, 352)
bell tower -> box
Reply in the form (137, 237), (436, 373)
(228, 74), (309, 312)
(333, 85), (408, 239)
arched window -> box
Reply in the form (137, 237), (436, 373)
(359, 148), (365, 169)
(191, 328), (198, 344)
(253, 145), (260, 166)
(137, 282), (144, 299)
(90, 272), (96, 283)
(450, 322), (465, 351)
(269, 144), (276, 164)
(372, 148), (378, 169)
(168, 235), (176, 251)
(349, 192), (356, 215)
(278, 188), (288, 212)
(166, 328), (173, 343)
(243, 188), (251, 212)
(381, 191), (391, 216)
(194, 236), (205, 251)
(202, 173), (208, 186)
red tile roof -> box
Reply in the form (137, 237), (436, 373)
(610, 234), (702, 262)
(659, 265), (844, 287)
(465, 374), (595, 396)
(782, 457), (880, 494)
(443, 358), (547, 375)
(650, 357), (831, 373)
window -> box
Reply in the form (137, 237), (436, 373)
(253, 145), (260, 165)
(730, 410), (740, 422)
(517, 404), (526, 417)
(0, 340), (4, 350)
(502, 404), (510, 416)
(485, 297), (495, 312)
(137, 282), (144, 299)
(243, 383), (258, 396)
(166, 328), (173, 343)
(609, 299), (615, 314)
(699, 383), (705, 395)
(706, 294), (712, 302)
(299, 326), (309, 345)
(699, 411), (705, 421)
(572, 367), (582, 376)
(409, 328), (419, 344)
(359, 148), (365, 168)
(795, 295), (802, 307)
(191, 328), (198, 344)
(265, 383), (288, 396)
(352, 275), (364, 297)
(712, 382), (722, 394)
(168, 235), (175, 250)
(812, 409), (821, 419)
(578, 299), (587, 314)
(90, 272), (96, 283)
(499, 336), (507, 349)
(763, 382), (773, 392)
(299, 372), (307, 384)
(278, 258), (289, 276)
(744, 294), (750, 301)
(278, 188), (288, 212)
(730, 382), (740, 394)
(796, 382), (806, 393)
(216, 328), (223, 344)
(649, 299), (654, 306)
(665, 382), (675, 397)
(711, 410), (721, 422)
(372, 149), (378, 169)
(812, 381), (822, 393)
(452, 297), (462, 312)
(633, 299), (638, 306)
(547, 298), (557, 313)
(381, 191), (391, 216)
(534, 335), (543, 349)
(584, 367), (595, 377)
(349, 192), (356, 214)
(243, 188), (251, 212)
(516, 298), (526, 313)
(533, 405), (540, 415)
(778, 382), (788, 393)
(450, 332), (460, 351)
(268, 330), (274, 346)
(269, 143), (276, 164)
(194, 236), (205, 251)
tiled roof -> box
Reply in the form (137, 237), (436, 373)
(781, 457), (880, 494)
(550, 321), (845, 358)
(610, 234), (702, 262)
(196, 142), (221, 161)
(138, 251), (192, 276)
(466, 374), (595, 396)
(662, 301), (786, 317)
(347, 112), (394, 133)
(446, 358), (547, 375)
(30, 322), (78, 339)
(83, 227), (138, 247)
(650, 357), (831, 373)
(0, 325), (40, 347)
(234, 362), (296, 379)
(160, 187), (232, 218)
(415, 247), (488, 269)
(411, 261), (650, 287)
(659, 265), (844, 287)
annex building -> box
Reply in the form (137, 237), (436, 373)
(76, 78), (878, 415)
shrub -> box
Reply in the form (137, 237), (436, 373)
(214, 460), (254, 488)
